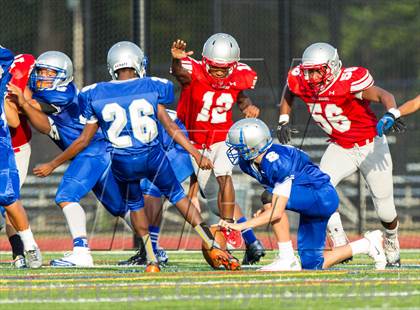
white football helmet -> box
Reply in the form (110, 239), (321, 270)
(107, 41), (147, 80)
(30, 51), (73, 91)
(202, 33), (240, 87)
(226, 118), (273, 164)
(299, 42), (342, 92)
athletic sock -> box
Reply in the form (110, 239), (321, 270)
(194, 223), (219, 249)
(9, 234), (24, 259)
(142, 234), (157, 263)
(148, 225), (160, 252)
(18, 228), (38, 251)
(385, 221), (399, 240)
(327, 212), (348, 247)
(349, 238), (370, 255)
(237, 217), (257, 245)
(278, 241), (295, 260)
(62, 203), (89, 250)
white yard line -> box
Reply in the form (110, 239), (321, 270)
(0, 290), (419, 304)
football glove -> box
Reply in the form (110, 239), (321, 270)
(277, 121), (291, 144)
(376, 110), (407, 137)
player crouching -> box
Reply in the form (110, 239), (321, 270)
(219, 118), (387, 271)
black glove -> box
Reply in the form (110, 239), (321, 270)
(392, 118), (407, 134)
(276, 121), (291, 144)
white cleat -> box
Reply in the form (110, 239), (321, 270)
(258, 256), (302, 271)
(384, 236), (401, 267)
(364, 230), (387, 270)
(156, 247), (169, 265)
(50, 250), (94, 267)
(25, 247), (42, 269)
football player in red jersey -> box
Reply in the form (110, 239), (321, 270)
(171, 33), (266, 264)
(277, 42), (404, 267)
(2, 54), (35, 268)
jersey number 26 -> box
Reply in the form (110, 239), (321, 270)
(102, 99), (157, 148)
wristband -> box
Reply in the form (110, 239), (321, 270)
(388, 108), (401, 119)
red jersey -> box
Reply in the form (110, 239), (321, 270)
(287, 66), (377, 148)
(8, 54), (35, 148)
(176, 57), (257, 148)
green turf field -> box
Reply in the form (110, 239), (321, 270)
(0, 250), (419, 309)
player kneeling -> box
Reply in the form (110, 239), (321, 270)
(219, 118), (387, 271)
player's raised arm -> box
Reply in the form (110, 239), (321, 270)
(33, 122), (99, 177)
(170, 39), (193, 85)
(157, 104), (213, 170)
(277, 85), (295, 144)
(237, 91), (259, 118)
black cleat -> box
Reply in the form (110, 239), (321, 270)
(118, 249), (147, 266)
(242, 239), (266, 265)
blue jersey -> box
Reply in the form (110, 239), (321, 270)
(239, 144), (330, 189)
(0, 46), (14, 140)
(80, 77), (174, 155)
(31, 82), (107, 155)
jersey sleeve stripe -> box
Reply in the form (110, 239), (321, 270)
(350, 74), (374, 92)
(350, 71), (369, 86)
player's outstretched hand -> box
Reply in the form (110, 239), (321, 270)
(33, 162), (55, 177)
(218, 219), (245, 232)
(243, 105), (260, 118)
(171, 39), (194, 59)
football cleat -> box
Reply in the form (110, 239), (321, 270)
(145, 262), (160, 273)
(156, 247), (169, 265)
(258, 255), (302, 272)
(365, 230), (387, 270)
(118, 249), (147, 266)
(25, 246), (42, 269)
(242, 239), (266, 265)
(50, 250), (94, 267)
(207, 247), (241, 271)
(220, 227), (243, 249)
(12, 255), (27, 269)
(384, 236), (401, 267)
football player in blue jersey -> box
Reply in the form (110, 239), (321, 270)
(0, 46), (42, 268)
(7, 51), (138, 268)
(118, 109), (194, 266)
(219, 118), (388, 270)
(33, 41), (241, 271)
